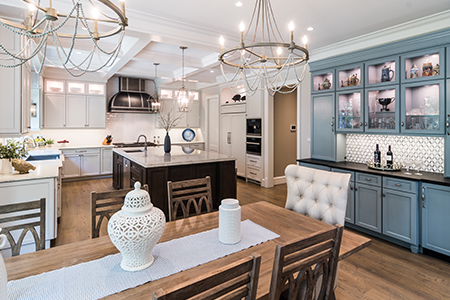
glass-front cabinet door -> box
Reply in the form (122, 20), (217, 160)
(365, 85), (399, 133)
(336, 89), (363, 132)
(336, 63), (363, 91)
(401, 80), (445, 135)
(401, 48), (444, 83)
(365, 56), (399, 87)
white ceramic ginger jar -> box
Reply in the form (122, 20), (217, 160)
(108, 182), (166, 272)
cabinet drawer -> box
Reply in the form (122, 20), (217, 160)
(62, 148), (100, 155)
(356, 172), (381, 186)
(247, 154), (261, 168)
(299, 162), (330, 171)
(331, 168), (355, 181)
(130, 161), (143, 173)
(247, 166), (261, 181)
(383, 177), (418, 193)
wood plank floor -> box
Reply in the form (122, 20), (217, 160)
(57, 178), (450, 299)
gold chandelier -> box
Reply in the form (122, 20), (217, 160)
(0, 0), (128, 77)
(219, 0), (309, 95)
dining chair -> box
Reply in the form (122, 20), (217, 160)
(0, 198), (46, 256)
(153, 252), (261, 300)
(90, 184), (148, 238)
(167, 176), (213, 221)
(268, 225), (344, 300)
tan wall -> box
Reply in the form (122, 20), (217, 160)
(273, 87), (297, 177)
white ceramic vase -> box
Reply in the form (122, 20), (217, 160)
(108, 182), (166, 272)
(0, 229), (8, 300)
(0, 159), (12, 175)
(219, 199), (241, 244)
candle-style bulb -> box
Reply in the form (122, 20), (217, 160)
(92, 7), (99, 19)
(219, 36), (224, 46)
(302, 35), (308, 46)
(239, 22), (245, 32)
(277, 47), (282, 56)
(288, 22), (294, 32)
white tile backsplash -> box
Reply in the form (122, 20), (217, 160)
(346, 134), (444, 173)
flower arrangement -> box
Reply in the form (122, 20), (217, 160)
(0, 140), (28, 161)
(158, 108), (184, 132)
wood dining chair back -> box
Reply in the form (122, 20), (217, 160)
(91, 184), (148, 238)
(0, 198), (46, 256)
(167, 176), (213, 221)
(153, 252), (261, 300)
(268, 225), (343, 300)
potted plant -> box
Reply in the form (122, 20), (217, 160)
(45, 138), (54, 147)
(158, 108), (184, 153)
(0, 140), (28, 174)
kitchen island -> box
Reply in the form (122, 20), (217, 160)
(113, 146), (237, 218)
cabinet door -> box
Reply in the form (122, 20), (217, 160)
(87, 96), (106, 128)
(113, 153), (123, 189)
(62, 154), (81, 178)
(21, 63), (31, 133)
(231, 114), (246, 177)
(246, 89), (262, 118)
(66, 95), (87, 128)
(311, 93), (336, 161)
(43, 94), (66, 128)
(445, 80), (450, 178)
(0, 59), (21, 134)
(355, 183), (382, 233)
(220, 114), (231, 155)
(156, 99), (187, 128)
(186, 100), (200, 127)
(101, 148), (113, 174)
(383, 189), (417, 245)
(81, 153), (101, 176)
(422, 183), (450, 256)
(331, 168), (355, 224)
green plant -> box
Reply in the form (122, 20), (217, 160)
(0, 140), (28, 161)
(45, 138), (54, 145)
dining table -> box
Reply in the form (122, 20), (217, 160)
(4, 201), (371, 299)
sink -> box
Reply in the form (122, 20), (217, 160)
(124, 149), (145, 153)
(26, 154), (61, 161)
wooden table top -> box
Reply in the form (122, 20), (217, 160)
(5, 201), (371, 299)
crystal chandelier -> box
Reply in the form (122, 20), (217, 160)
(176, 46), (192, 112)
(147, 62), (161, 113)
(0, 0), (127, 77)
(218, 0), (309, 95)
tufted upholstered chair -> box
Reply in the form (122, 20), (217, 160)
(285, 164), (351, 226)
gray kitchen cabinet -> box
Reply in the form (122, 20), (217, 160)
(364, 55), (400, 87)
(400, 47), (445, 83)
(382, 177), (418, 250)
(43, 94), (66, 128)
(335, 63), (364, 91)
(445, 79), (450, 178)
(299, 162), (330, 171)
(66, 95), (87, 128)
(364, 84), (400, 134)
(400, 79), (445, 135)
(62, 148), (101, 178)
(336, 89), (364, 133)
(331, 168), (355, 224)
(421, 183), (450, 256)
(311, 93), (345, 161)
(355, 173), (382, 233)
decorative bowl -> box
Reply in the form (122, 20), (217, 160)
(49, 87), (61, 92)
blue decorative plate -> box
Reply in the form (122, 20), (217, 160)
(182, 128), (195, 142)
(182, 146), (195, 154)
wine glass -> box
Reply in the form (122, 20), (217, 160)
(403, 157), (412, 175)
(415, 158), (423, 175)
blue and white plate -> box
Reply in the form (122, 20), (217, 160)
(182, 128), (195, 142)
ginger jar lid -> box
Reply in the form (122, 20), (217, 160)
(123, 182), (153, 214)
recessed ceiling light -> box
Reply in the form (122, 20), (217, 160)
(307, 27), (314, 31)
(235, 2), (243, 7)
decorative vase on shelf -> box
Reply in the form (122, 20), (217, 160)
(164, 132), (171, 153)
(107, 182), (166, 272)
(0, 229), (8, 300)
(0, 159), (13, 174)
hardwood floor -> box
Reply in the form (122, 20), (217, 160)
(57, 178), (450, 299)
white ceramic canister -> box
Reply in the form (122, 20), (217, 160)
(219, 199), (241, 244)
(0, 229), (8, 300)
(108, 182), (166, 272)
(0, 159), (13, 175)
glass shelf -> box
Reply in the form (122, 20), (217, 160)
(68, 82), (85, 94)
(403, 51), (441, 81)
(367, 60), (397, 85)
(337, 91), (362, 131)
(366, 86), (399, 132)
(337, 65), (362, 89)
(312, 72), (333, 92)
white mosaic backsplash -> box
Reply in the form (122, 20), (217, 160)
(346, 134), (445, 174)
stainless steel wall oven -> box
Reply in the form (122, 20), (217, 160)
(246, 137), (262, 156)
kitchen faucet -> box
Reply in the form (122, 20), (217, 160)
(137, 134), (148, 156)
(22, 136), (37, 150)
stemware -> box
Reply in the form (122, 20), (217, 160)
(403, 157), (412, 175)
(415, 158), (423, 175)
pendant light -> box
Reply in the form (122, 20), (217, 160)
(176, 46), (192, 112)
(148, 62), (161, 113)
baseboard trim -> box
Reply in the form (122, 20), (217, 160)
(274, 176), (286, 186)
(62, 174), (112, 182)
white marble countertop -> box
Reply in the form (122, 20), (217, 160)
(0, 149), (63, 183)
(113, 145), (235, 168)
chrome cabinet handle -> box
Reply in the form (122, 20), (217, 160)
(331, 117), (334, 132)
(382, 193), (385, 197)
(422, 186), (426, 208)
(401, 121), (404, 127)
(227, 132), (231, 144)
(360, 122), (363, 127)
(446, 114), (449, 135)
(364, 122), (367, 126)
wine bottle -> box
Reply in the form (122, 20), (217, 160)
(374, 144), (381, 167)
(386, 145), (393, 168)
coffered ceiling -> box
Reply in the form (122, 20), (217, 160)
(1, 0), (450, 88)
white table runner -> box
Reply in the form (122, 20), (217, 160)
(8, 220), (280, 300)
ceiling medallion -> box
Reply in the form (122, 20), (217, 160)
(0, 0), (128, 77)
(219, 0), (309, 95)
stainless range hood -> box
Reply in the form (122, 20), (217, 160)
(109, 77), (153, 113)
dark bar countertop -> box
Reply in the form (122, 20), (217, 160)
(297, 158), (450, 187)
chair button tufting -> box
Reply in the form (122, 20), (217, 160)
(311, 181), (314, 184)
(326, 184), (329, 187)
(295, 177), (299, 180)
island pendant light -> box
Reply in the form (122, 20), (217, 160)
(148, 62), (161, 113)
(218, 0), (309, 96)
(176, 46), (192, 112)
